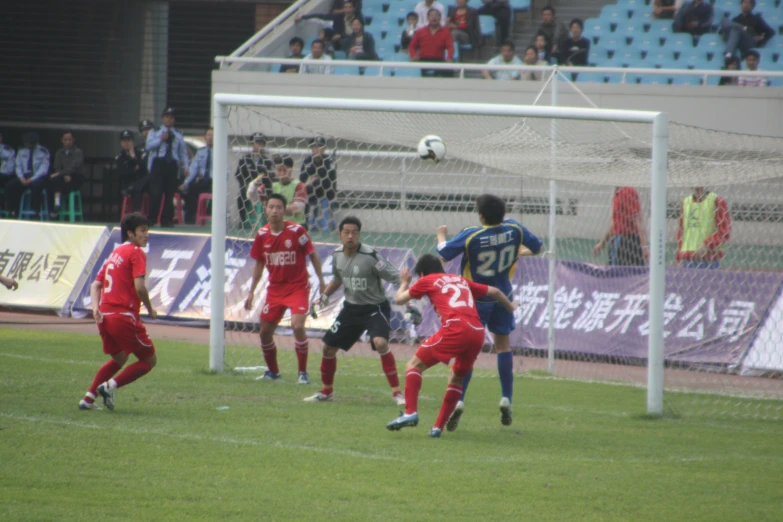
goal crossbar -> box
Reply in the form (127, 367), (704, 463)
(210, 94), (669, 415)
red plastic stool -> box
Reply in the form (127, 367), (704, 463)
(157, 193), (184, 226)
(195, 193), (212, 226)
(122, 194), (151, 219)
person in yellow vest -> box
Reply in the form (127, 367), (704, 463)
(676, 187), (731, 269)
(271, 155), (308, 226)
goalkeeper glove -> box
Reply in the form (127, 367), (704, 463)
(404, 305), (423, 326)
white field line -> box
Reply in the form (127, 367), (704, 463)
(2, 412), (780, 465)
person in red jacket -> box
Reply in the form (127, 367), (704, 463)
(409, 9), (455, 77)
(676, 187), (731, 269)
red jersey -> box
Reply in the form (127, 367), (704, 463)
(612, 186), (641, 235)
(95, 242), (147, 317)
(409, 273), (488, 327)
(250, 221), (315, 287)
(409, 25), (454, 61)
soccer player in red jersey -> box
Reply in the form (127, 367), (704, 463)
(79, 213), (158, 411)
(244, 193), (326, 383)
(386, 254), (518, 437)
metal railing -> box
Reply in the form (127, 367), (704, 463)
(227, 0), (311, 59)
(215, 56), (783, 84)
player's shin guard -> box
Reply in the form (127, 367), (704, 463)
(87, 359), (122, 400)
(434, 384), (463, 431)
(294, 339), (309, 373)
(460, 369), (474, 401)
(497, 351), (513, 402)
(380, 352), (400, 390)
(113, 360), (152, 388)
(320, 355), (337, 392)
(261, 341), (280, 375)
(404, 368), (422, 415)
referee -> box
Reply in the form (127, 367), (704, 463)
(304, 216), (405, 405)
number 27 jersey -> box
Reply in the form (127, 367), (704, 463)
(409, 274), (488, 327)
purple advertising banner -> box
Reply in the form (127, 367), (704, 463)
(432, 256), (783, 367)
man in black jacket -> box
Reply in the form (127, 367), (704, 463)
(299, 137), (337, 232)
(673, 0), (713, 38)
(721, 0), (775, 60)
(116, 130), (150, 212)
(235, 133), (275, 226)
(295, 0), (363, 51)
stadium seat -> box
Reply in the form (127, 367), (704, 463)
(637, 74), (670, 85)
(770, 77), (783, 87)
(509, 0), (531, 12)
(156, 192), (183, 226)
(121, 194), (150, 219)
(647, 20), (673, 45)
(391, 67), (420, 77)
(599, 5), (630, 30)
(195, 193), (212, 226)
(704, 75), (721, 86)
(479, 15), (495, 38)
(615, 18), (648, 44)
(597, 36), (623, 54)
(695, 33), (724, 60)
(615, 48), (642, 66)
(628, 37), (661, 59)
(574, 72), (607, 83)
(757, 48), (779, 65)
(583, 18), (613, 46)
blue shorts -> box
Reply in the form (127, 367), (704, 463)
(476, 301), (515, 336)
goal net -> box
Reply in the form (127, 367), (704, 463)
(210, 91), (783, 420)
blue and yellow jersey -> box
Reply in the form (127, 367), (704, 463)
(438, 219), (543, 302)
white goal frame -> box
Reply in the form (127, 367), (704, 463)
(209, 93), (669, 416)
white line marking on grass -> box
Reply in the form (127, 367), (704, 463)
(0, 353), (191, 374)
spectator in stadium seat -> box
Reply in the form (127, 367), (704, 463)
(415, 0), (447, 27)
(676, 187), (731, 269)
(333, 0), (362, 15)
(296, 0), (363, 51)
(146, 107), (189, 227)
(673, 0), (713, 38)
(521, 45), (546, 80)
(272, 155), (308, 226)
(477, 0), (512, 49)
(5, 132), (49, 220)
(343, 18), (378, 75)
(300, 137), (338, 232)
(447, 0), (480, 50)
(592, 186), (648, 266)
(0, 133), (17, 209)
(236, 133), (275, 226)
(737, 50), (768, 86)
(320, 28), (337, 57)
(653, 0), (684, 20)
(718, 55), (741, 85)
(401, 12), (420, 50)
(302, 40), (335, 75)
(48, 130), (85, 218)
(179, 128), (214, 225)
(482, 41), (522, 80)
(534, 6), (568, 57)
(410, 9), (455, 77)
(721, 0), (775, 61)
(534, 33), (552, 63)
(116, 130), (150, 213)
(280, 37), (305, 73)
(558, 19), (590, 67)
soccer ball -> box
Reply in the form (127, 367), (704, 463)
(418, 135), (446, 163)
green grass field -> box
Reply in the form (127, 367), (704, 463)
(2, 328), (782, 521)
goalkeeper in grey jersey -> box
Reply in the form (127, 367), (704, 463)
(304, 216), (407, 405)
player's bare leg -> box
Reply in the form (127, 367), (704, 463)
(495, 334), (513, 426)
(96, 352), (157, 411)
(373, 337), (404, 405)
(304, 344), (338, 401)
(386, 356), (428, 431)
(257, 320), (282, 380)
(291, 313), (310, 384)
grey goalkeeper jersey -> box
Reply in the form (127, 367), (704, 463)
(332, 243), (400, 305)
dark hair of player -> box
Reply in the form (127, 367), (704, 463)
(339, 215), (362, 232)
(121, 212), (151, 242)
(414, 254), (445, 276)
(266, 193), (288, 208)
(476, 194), (506, 225)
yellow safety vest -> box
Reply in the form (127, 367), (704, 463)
(681, 192), (723, 253)
(272, 181), (306, 225)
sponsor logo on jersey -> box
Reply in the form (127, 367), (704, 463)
(375, 260), (386, 270)
(264, 251), (297, 266)
(298, 234), (308, 246)
(285, 239), (292, 248)
(352, 265), (360, 275)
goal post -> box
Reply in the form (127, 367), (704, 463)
(209, 93), (669, 416)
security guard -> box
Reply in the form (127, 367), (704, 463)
(145, 107), (188, 226)
(179, 128), (214, 224)
(116, 130), (150, 212)
(5, 132), (50, 219)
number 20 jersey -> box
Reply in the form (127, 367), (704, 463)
(437, 219), (542, 303)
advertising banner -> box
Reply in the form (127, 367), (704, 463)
(0, 221), (108, 314)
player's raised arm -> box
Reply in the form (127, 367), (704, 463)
(485, 286), (518, 313)
(245, 258), (266, 311)
(394, 267), (414, 305)
(134, 276), (157, 319)
(436, 225), (472, 262)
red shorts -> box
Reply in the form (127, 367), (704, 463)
(415, 319), (486, 377)
(98, 313), (156, 359)
(261, 284), (311, 324)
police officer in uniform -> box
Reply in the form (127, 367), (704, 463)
(116, 130), (150, 212)
(234, 132), (275, 225)
(5, 132), (49, 219)
(146, 107), (188, 226)
(179, 128), (214, 224)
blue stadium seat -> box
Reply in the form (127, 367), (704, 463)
(695, 33), (724, 60)
(588, 48), (608, 65)
(583, 18), (614, 46)
(597, 36), (623, 54)
(628, 36), (661, 59)
(629, 7), (653, 24)
(647, 20), (673, 45)
(769, 77), (783, 87)
(599, 5), (630, 30)
(615, 19), (648, 44)
(637, 74), (670, 85)
(479, 15), (495, 37)
(391, 67), (420, 77)
(704, 75), (721, 86)
(575, 72), (607, 83)
(509, 0), (531, 12)
(615, 48), (642, 66)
